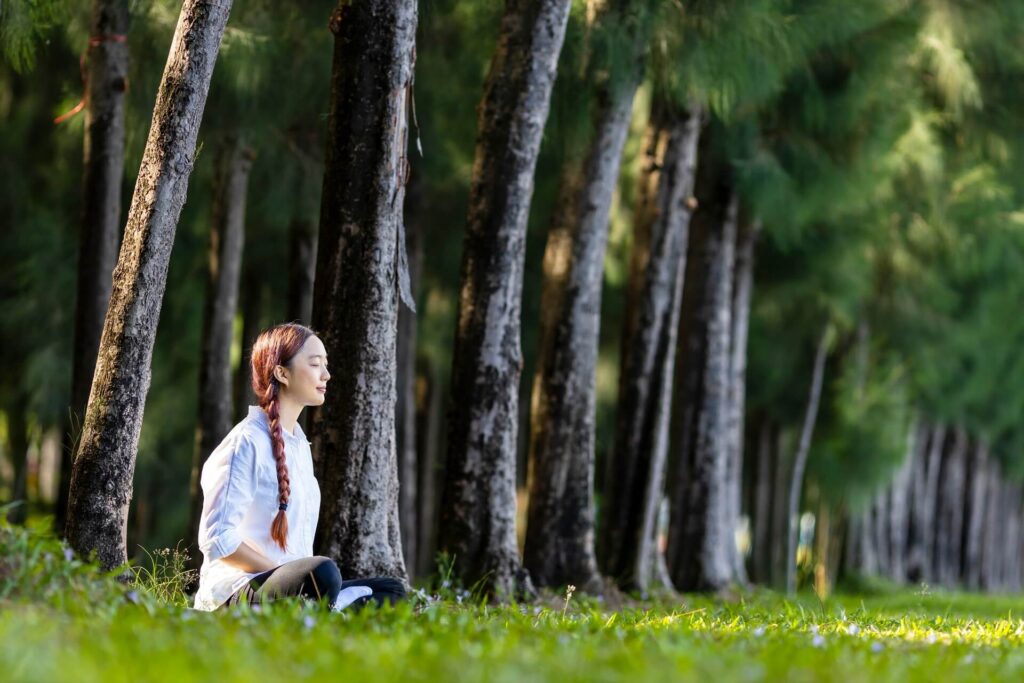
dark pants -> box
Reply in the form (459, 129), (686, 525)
(223, 555), (405, 610)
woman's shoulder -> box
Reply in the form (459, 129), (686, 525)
(208, 414), (273, 467)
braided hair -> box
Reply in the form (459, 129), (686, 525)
(249, 323), (315, 550)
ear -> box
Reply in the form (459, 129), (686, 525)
(273, 365), (290, 387)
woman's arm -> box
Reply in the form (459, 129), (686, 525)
(220, 540), (277, 574)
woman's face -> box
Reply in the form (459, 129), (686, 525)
(277, 335), (331, 407)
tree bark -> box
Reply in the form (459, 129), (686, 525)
(963, 441), (989, 590)
(438, 0), (571, 599)
(65, 0), (234, 570)
(724, 215), (760, 586)
(904, 421), (930, 582)
(749, 417), (775, 583)
(415, 363), (445, 577)
(5, 397), (29, 524)
(396, 182), (423, 580)
(665, 120), (740, 592)
(885, 425), (915, 583)
(934, 426), (967, 586)
(57, 0), (130, 536)
(598, 105), (702, 591)
(233, 268), (263, 422)
(310, 0), (418, 583)
(523, 35), (643, 594)
(980, 460), (1002, 591)
(783, 325), (830, 595)
(187, 135), (254, 559)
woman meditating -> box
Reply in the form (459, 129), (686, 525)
(193, 323), (405, 612)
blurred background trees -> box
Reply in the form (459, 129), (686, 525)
(4, 0), (1024, 596)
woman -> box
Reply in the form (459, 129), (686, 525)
(193, 322), (405, 611)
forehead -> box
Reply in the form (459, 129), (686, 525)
(298, 335), (328, 358)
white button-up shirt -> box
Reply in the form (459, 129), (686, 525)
(194, 406), (321, 611)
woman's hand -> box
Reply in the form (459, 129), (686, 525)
(220, 540), (278, 573)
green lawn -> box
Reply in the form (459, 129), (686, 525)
(4, 522), (1023, 682)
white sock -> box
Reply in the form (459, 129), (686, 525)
(332, 585), (373, 612)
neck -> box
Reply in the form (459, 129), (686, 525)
(271, 396), (303, 436)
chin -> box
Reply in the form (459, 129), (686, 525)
(311, 393), (327, 406)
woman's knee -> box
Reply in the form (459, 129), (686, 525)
(308, 556), (343, 599)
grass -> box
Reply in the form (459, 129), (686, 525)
(4, 520), (1024, 682)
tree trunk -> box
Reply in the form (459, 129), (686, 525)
(438, 0), (571, 599)
(187, 135), (254, 559)
(598, 105), (702, 591)
(783, 325), (830, 595)
(397, 182), (423, 580)
(415, 363), (445, 577)
(904, 421), (931, 583)
(310, 0), (417, 583)
(980, 460), (1001, 591)
(886, 426), (915, 583)
(749, 417), (775, 583)
(523, 37), (643, 594)
(963, 441), (989, 590)
(286, 217), (317, 325)
(56, 0), (130, 536)
(934, 426), (967, 586)
(65, 0), (234, 570)
(665, 121), (741, 592)
(5, 398), (29, 524)
(233, 268), (263, 422)
(724, 216), (760, 586)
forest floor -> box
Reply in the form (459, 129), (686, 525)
(4, 520), (1024, 682)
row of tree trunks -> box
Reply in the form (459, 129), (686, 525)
(845, 422), (1024, 593)
(598, 103), (702, 592)
(65, 0), (235, 570)
(665, 121), (740, 593)
(56, 0), (130, 535)
(438, 0), (572, 599)
(523, 1), (646, 593)
(186, 135), (254, 560)
(310, 0), (418, 584)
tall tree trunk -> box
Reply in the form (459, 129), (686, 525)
(415, 363), (445, 577)
(310, 0), (417, 583)
(724, 215), (760, 586)
(783, 325), (830, 595)
(963, 441), (989, 590)
(286, 217), (317, 325)
(396, 182), (423, 580)
(886, 426), (915, 583)
(665, 120), (739, 592)
(438, 0), (571, 599)
(904, 421), (931, 582)
(598, 105), (702, 591)
(187, 135), (253, 559)
(65, 0), (234, 570)
(908, 423), (945, 582)
(749, 417), (775, 583)
(934, 426), (967, 586)
(233, 268), (263, 422)
(285, 129), (321, 326)
(523, 31), (643, 594)
(5, 398), (29, 524)
(56, 0), (130, 536)
(980, 460), (1001, 591)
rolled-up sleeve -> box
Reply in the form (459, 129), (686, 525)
(198, 433), (258, 561)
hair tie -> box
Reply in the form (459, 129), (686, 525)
(278, 502), (288, 512)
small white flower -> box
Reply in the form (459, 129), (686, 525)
(847, 623), (860, 636)
(812, 634), (825, 648)
(303, 615), (316, 630)
(752, 626), (766, 637)
(809, 624), (819, 635)
(871, 641), (884, 653)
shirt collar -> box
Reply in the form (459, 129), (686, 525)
(247, 405), (306, 443)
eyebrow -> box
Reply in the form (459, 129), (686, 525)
(309, 354), (328, 361)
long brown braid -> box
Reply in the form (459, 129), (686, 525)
(249, 323), (315, 551)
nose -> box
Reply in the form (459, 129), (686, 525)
(323, 367), (331, 381)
